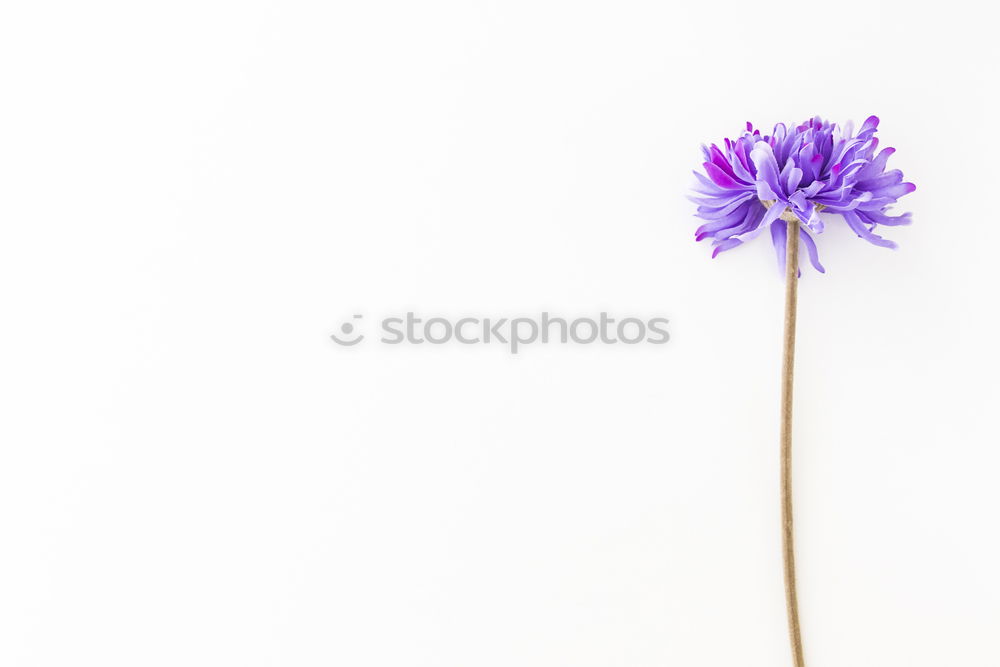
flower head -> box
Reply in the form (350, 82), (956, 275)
(692, 116), (914, 273)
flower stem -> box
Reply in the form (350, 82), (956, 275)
(781, 219), (805, 667)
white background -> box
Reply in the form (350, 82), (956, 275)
(2, 1), (998, 666)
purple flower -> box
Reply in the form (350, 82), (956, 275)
(691, 116), (915, 273)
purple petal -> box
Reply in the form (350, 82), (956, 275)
(858, 208), (912, 226)
(867, 181), (916, 200)
(857, 147), (895, 180)
(711, 237), (743, 257)
(703, 162), (743, 189)
(783, 166), (803, 195)
(750, 143), (784, 200)
(799, 228), (825, 273)
(691, 170), (731, 196)
(856, 169), (903, 191)
(858, 115), (879, 136)
(842, 210), (898, 249)
(695, 193), (755, 219)
(770, 220), (788, 276)
(709, 145), (747, 184)
(759, 201), (788, 229)
(695, 204), (753, 240)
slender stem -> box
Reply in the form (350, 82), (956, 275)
(781, 218), (804, 667)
